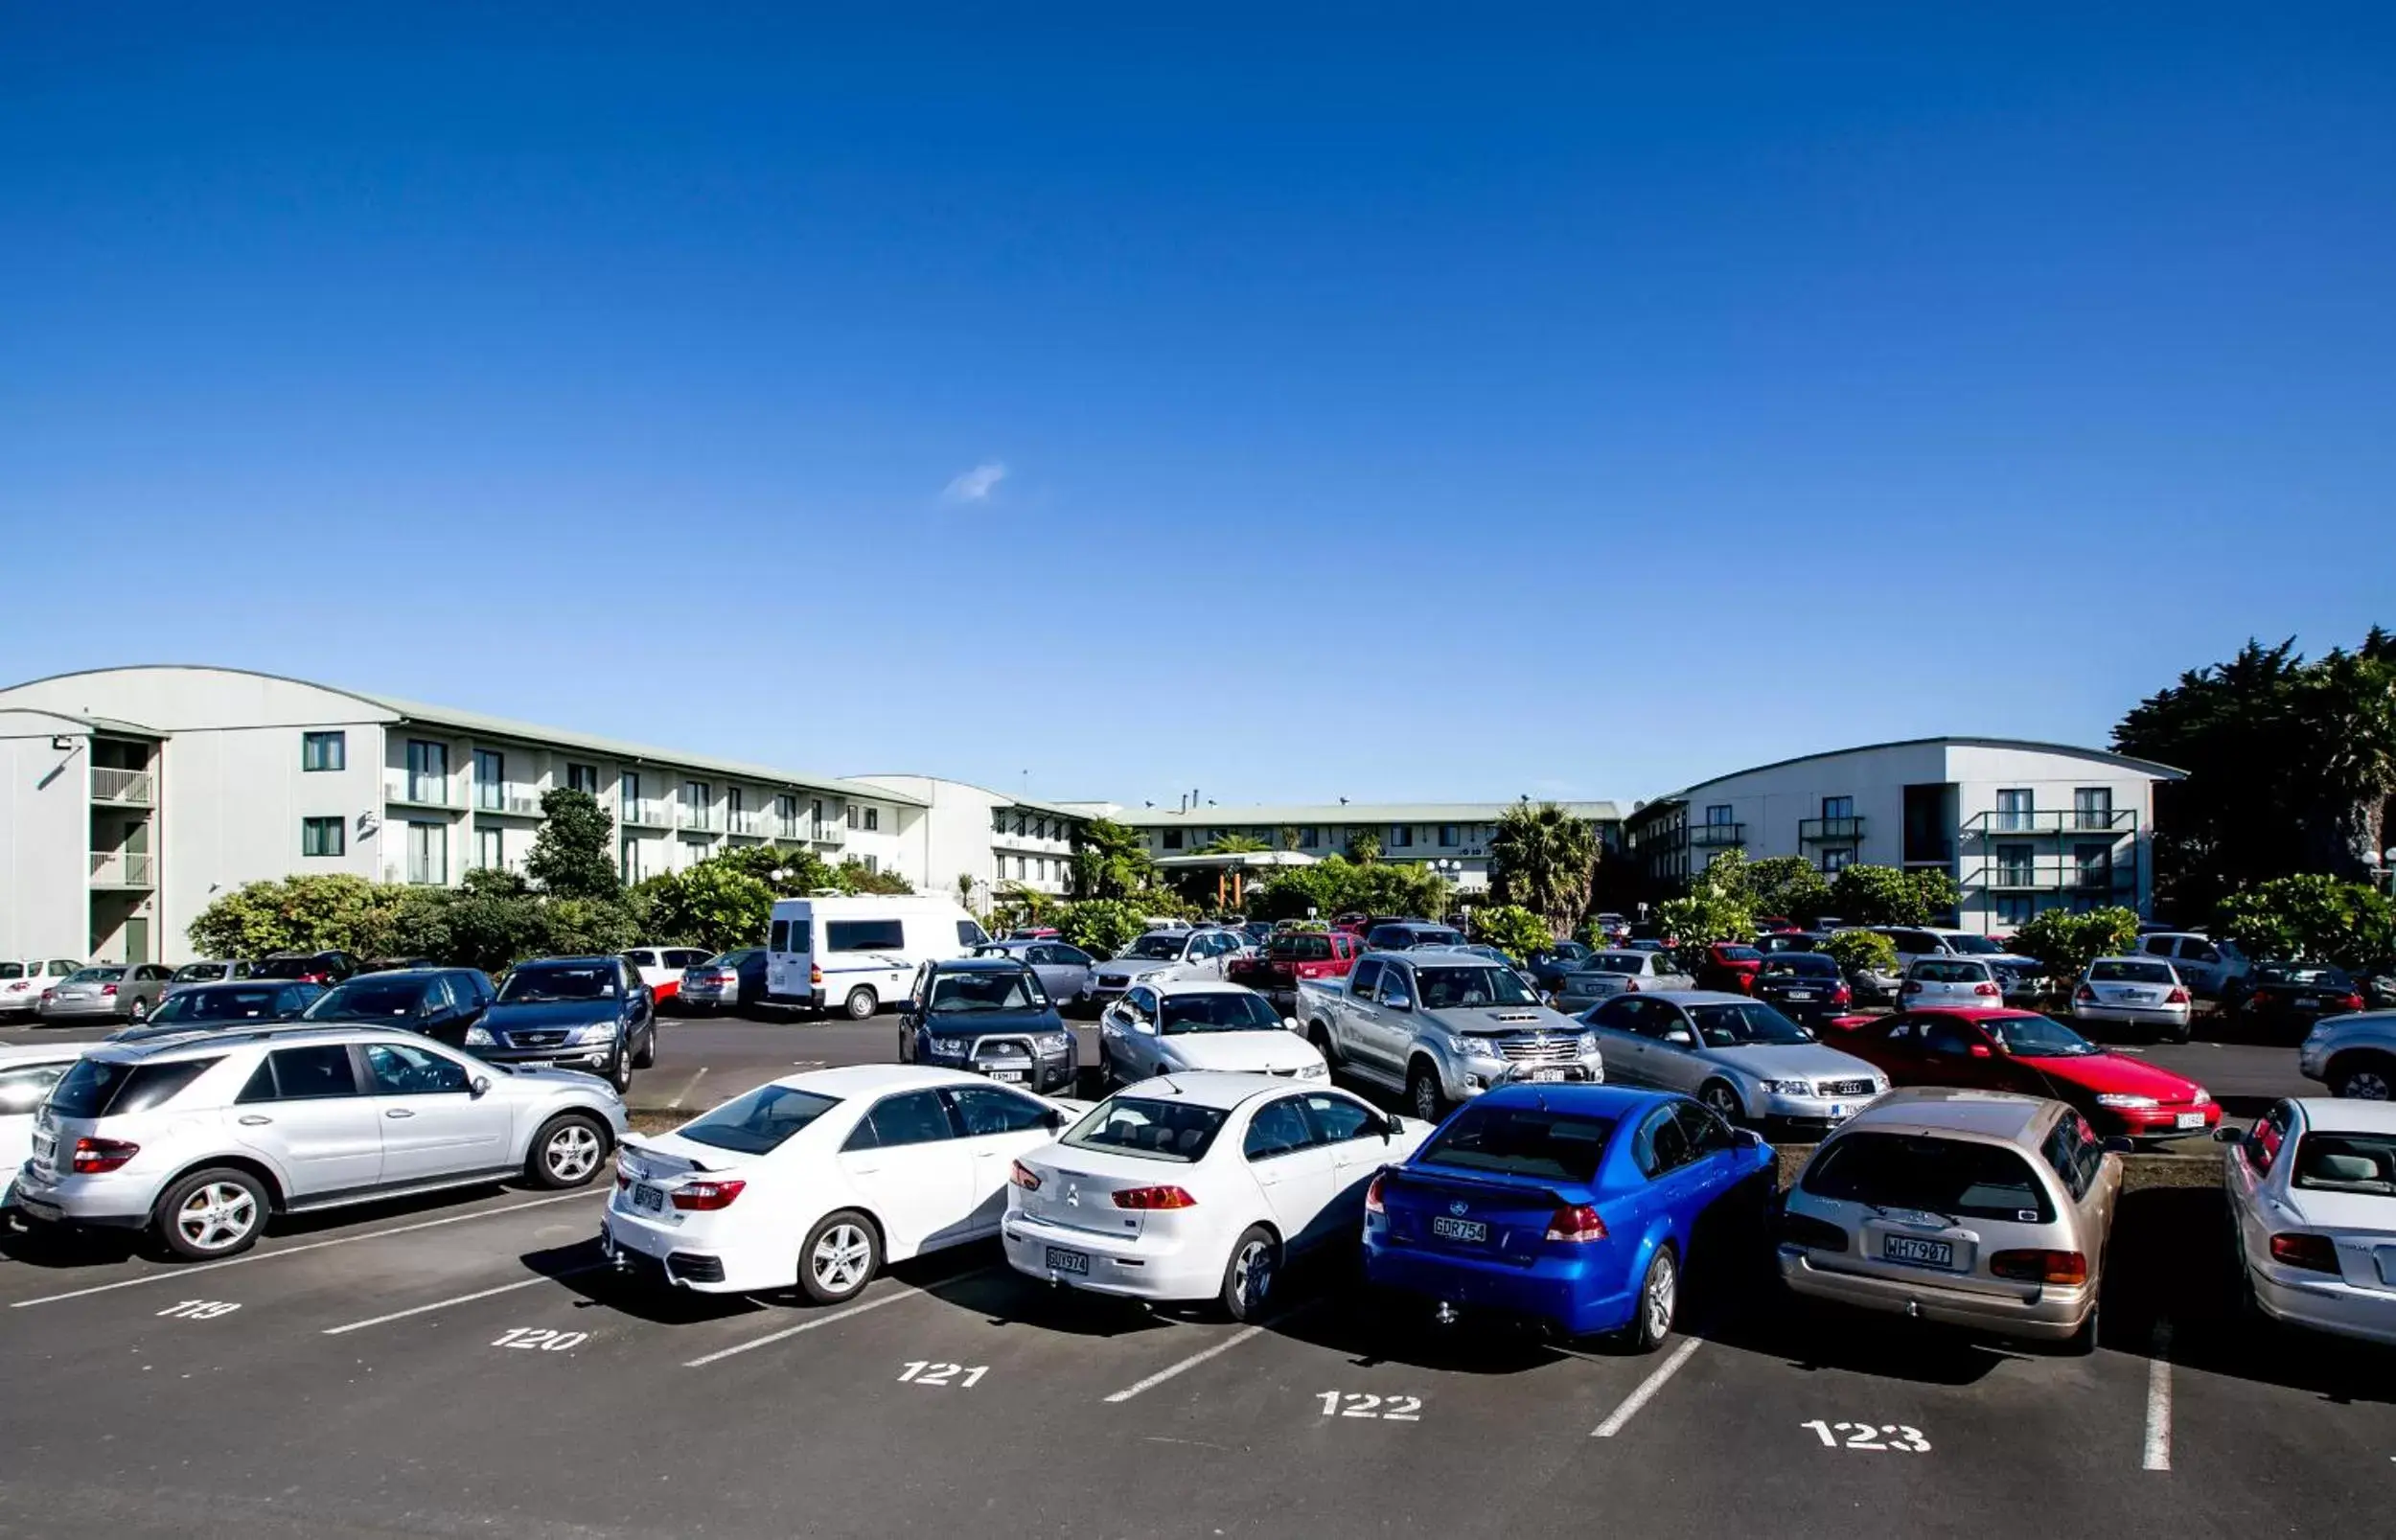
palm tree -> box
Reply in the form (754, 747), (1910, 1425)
(1071, 817), (1158, 900)
(1487, 802), (1598, 931)
(1199, 833), (1271, 855)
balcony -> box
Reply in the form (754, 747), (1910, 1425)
(1689, 822), (1746, 848)
(680, 804), (720, 834)
(1800, 816), (1865, 843)
(90, 851), (155, 888)
(618, 798), (673, 829)
(1969, 856), (2138, 896)
(726, 810), (769, 838)
(473, 783), (543, 816)
(90, 767), (155, 806)
(1963, 809), (2135, 839)
(810, 821), (847, 846)
(385, 770), (454, 809)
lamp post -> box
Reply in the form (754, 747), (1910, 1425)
(1431, 858), (1464, 929)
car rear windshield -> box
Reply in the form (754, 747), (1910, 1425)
(2090, 960), (2176, 984)
(307, 978), (434, 1018)
(1413, 966), (1541, 1008)
(1716, 946), (1763, 962)
(66, 968), (126, 985)
(1160, 992), (1281, 1034)
(154, 987), (301, 1023)
(1592, 954), (1650, 973)
(677, 1085), (842, 1155)
(2290, 1133), (2396, 1197)
(1062, 1096), (1232, 1163)
(1268, 936), (1334, 961)
(169, 963), (226, 983)
(1801, 1132), (2056, 1224)
(49, 1057), (222, 1119)
(1912, 960), (1990, 983)
(500, 965), (617, 1002)
(1762, 954), (1841, 978)
(1417, 1103), (1618, 1185)
(1944, 935), (2005, 955)
(2257, 964), (2350, 988)
(253, 955), (331, 979)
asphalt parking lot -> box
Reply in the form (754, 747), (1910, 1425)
(0, 1004), (2380, 1539)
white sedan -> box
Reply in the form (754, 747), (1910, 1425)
(2223, 1096), (2396, 1347)
(1002, 1073), (1428, 1321)
(603, 1065), (1082, 1301)
(1097, 980), (1327, 1085)
(0, 1044), (85, 1208)
(2072, 956), (2194, 1043)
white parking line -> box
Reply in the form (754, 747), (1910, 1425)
(322, 1264), (608, 1336)
(2143, 1322), (2174, 1471)
(1101, 1303), (1317, 1405)
(668, 1067), (708, 1107)
(682, 1278), (956, 1368)
(1592, 1336), (1703, 1437)
(7, 1191), (605, 1309)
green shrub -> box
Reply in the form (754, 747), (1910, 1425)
(1057, 899), (1148, 959)
(2009, 907), (2140, 986)
(1820, 928), (1898, 977)
(2215, 875), (2396, 970)
(1467, 904), (1555, 962)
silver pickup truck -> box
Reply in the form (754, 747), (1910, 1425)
(1296, 949), (1603, 1121)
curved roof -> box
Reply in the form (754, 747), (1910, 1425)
(1639, 736), (2184, 810)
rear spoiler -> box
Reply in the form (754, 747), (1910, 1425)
(1383, 1166), (1569, 1210)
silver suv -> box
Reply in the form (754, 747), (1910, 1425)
(12, 1026), (629, 1259)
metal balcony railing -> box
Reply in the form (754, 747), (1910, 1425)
(1800, 816), (1865, 842)
(811, 821), (846, 845)
(618, 798), (673, 828)
(728, 810), (766, 837)
(90, 767), (155, 804)
(1968, 856), (2137, 894)
(385, 770), (453, 807)
(475, 784), (542, 816)
(1964, 809), (2135, 838)
(1689, 822), (1746, 847)
(90, 851), (155, 887)
(680, 804), (720, 833)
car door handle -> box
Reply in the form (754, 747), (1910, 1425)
(237, 1115), (272, 1126)
(850, 1164), (881, 1176)
(385, 1109), (415, 1119)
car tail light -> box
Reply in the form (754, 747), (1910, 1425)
(809, 963), (823, 985)
(1778, 1211), (1849, 1253)
(2340, 994), (2365, 1012)
(1545, 1204), (1608, 1243)
(71, 1138), (140, 1174)
(1621, 978), (1639, 993)
(1364, 1173), (1385, 1215)
(2269, 1232), (2340, 1274)
(1973, 982), (2000, 998)
(1112, 1185), (1198, 1210)
(101, 983), (119, 998)
(1009, 1161), (1042, 1191)
(670, 1180), (747, 1211)
(1990, 1249), (2088, 1285)
(2074, 984), (2097, 1003)
(1901, 979), (1922, 995)
(2165, 987), (2190, 1005)
(40, 989), (55, 1003)
(1832, 985), (1851, 1005)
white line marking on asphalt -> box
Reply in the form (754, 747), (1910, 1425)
(682, 1280), (948, 1367)
(2143, 1322), (2174, 1471)
(669, 1067), (709, 1107)
(1592, 1336), (1704, 1437)
(1100, 1302), (1319, 1406)
(8, 1191), (605, 1308)
(321, 1265), (607, 1335)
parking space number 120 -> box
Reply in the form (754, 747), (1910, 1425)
(1803, 1420), (1929, 1452)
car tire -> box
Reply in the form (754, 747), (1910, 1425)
(153, 1166), (269, 1260)
(526, 1113), (611, 1188)
(1622, 1244), (1678, 1353)
(799, 1209), (880, 1304)
(1406, 1063), (1445, 1124)
(1220, 1225), (1279, 1322)
(1697, 1079), (1745, 1127)
(632, 1025), (657, 1069)
(2165, 1021), (2193, 1046)
(609, 1050), (634, 1094)
(127, 997), (151, 1025)
(2057, 1298), (2100, 1356)
(2330, 1053), (2395, 1101)
(844, 986), (878, 1021)
(1308, 1022), (1341, 1070)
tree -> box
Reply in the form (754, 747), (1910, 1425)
(2114, 629), (2396, 914)
(1654, 851), (1754, 965)
(525, 788), (621, 901)
(1199, 833), (1270, 855)
(641, 862), (775, 954)
(2214, 875), (2396, 971)
(188, 873), (386, 958)
(1056, 898), (1146, 959)
(1742, 856), (1832, 926)
(1831, 864), (1957, 927)
(1070, 818), (1158, 901)
(704, 842), (835, 896)
(2010, 907), (2140, 988)
(1819, 928), (1898, 979)
(1486, 802), (1599, 931)
(415, 867), (540, 973)
(1346, 829), (1382, 864)
(1468, 904), (1555, 962)
(832, 858), (913, 896)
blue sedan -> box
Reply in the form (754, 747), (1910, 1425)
(1361, 1083), (1774, 1350)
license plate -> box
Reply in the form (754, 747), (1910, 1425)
(1828, 1105), (1850, 1119)
(518, 1059), (553, 1069)
(2176, 1113), (2204, 1130)
(2127, 991), (2153, 1002)
(632, 1184), (666, 1214)
(1784, 991), (1814, 1001)
(1527, 1069), (1564, 1083)
(2295, 997), (2319, 1009)
(31, 1132), (53, 1161)
(1883, 1234), (1955, 1268)
(988, 1069), (1026, 1084)
(1431, 1216), (1487, 1243)
(1044, 1246), (1089, 1276)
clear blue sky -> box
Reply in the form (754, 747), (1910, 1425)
(4, 5), (2389, 808)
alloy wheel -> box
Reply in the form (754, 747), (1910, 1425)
(176, 1182), (258, 1253)
(812, 1223), (872, 1294)
(1701, 1084), (1740, 1122)
(2341, 1068), (2391, 1101)
(1232, 1238), (1273, 1315)
(545, 1124), (602, 1183)
(1646, 1251), (1677, 1340)
(1412, 1076), (1440, 1121)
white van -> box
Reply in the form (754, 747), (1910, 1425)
(767, 895), (992, 1019)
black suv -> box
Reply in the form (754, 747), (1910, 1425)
(303, 967), (497, 1044)
(898, 956), (1075, 1092)
(255, 950), (363, 985)
(476, 956), (657, 1092)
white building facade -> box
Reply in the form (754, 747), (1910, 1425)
(0, 667), (928, 965)
(1622, 738), (2183, 933)
(1087, 801), (1625, 892)
(845, 775), (1090, 908)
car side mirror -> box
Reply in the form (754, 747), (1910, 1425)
(1135, 1019), (1158, 1036)
(1736, 1127), (1765, 1148)
(1281, 1016), (1300, 1031)
(470, 1075), (491, 1098)
(1044, 1108), (1069, 1130)
(1383, 1115), (1405, 1139)
(1666, 1029), (1695, 1047)
(1969, 1044), (1993, 1059)
(1383, 992), (1413, 1011)
(2210, 1125), (2243, 1144)
(2102, 1136), (2135, 1156)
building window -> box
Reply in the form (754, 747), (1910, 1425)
(1438, 825), (1459, 847)
(681, 837), (711, 862)
(1389, 825), (1415, 849)
(620, 837), (644, 884)
(406, 821), (447, 885)
(476, 826), (504, 870)
(864, 808), (880, 832)
(301, 732), (345, 772)
(1995, 789), (2034, 832)
(1704, 804), (1735, 827)
(1995, 842), (2036, 887)
(682, 780), (709, 818)
(1299, 827), (1319, 849)
(1820, 845), (1855, 873)
(2074, 788), (2113, 831)
(863, 855), (880, 875)
(301, 816), (345, 857)
(2074, 842), (2113, 891)
(1822, 795), (1854, 820)
(567, 763), (598, 795)
(406, 740), (448, 804)
(474, 749), (503, 811)
(993, 809), (1009, 835)
(620, 770), (643, 818)
(847, 803), (860, 829)
(1163, 829), (1185, 851)
(776, 795), (799, 838)
(1994, 894), (2035, 928)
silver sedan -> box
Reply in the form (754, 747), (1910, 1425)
(1578, 989), (1887, 1138)
(36, 965), (175, 1025)
(975, 939), (1098, 1013)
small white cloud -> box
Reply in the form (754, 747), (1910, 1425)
(943, 462), (1007, 503)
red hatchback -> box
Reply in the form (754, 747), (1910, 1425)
(1833, 1006), (2220, 1140)
(1695, 942), (1765, 995)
